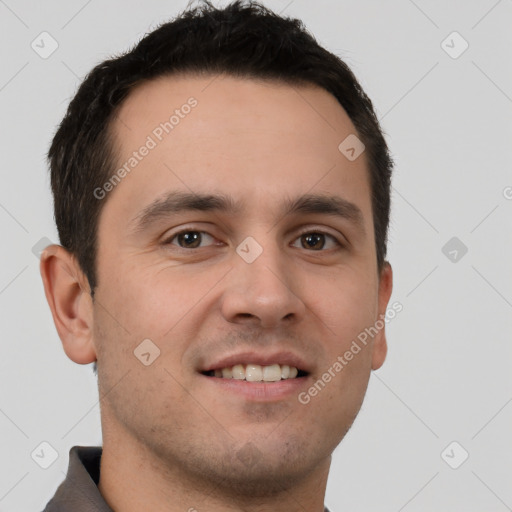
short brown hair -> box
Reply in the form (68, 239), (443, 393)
(48, 0), (393, 314)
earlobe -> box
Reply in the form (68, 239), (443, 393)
(371, 261), (393, 370)
(39, 244), (97, 365)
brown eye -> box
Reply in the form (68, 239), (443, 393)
(301, 233), (324, 250)
(166, 231), (216, 249)
(292, 231), (341, 251)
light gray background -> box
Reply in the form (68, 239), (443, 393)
(1, 0), (511, 510)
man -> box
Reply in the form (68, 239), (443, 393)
(40, 1), (394, 510)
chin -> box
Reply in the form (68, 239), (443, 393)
(203, 455), (316, 499)
(189, 434), (328, 499)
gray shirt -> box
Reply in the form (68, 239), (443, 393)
(42, 445), (331, 511)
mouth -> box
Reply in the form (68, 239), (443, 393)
(200, 363), (309, 382)
(197, 351), (313, 400)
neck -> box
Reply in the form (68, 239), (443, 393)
(98, 425), (330, 512)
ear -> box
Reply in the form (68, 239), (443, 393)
(39, 244), (97, 365)
(371, 261), (393, 370)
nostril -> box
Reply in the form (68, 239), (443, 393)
(238, 313), (254, 319)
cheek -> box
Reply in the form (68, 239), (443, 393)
(307, 272), (378, 418)
(99, 261), (183, 333)
(316, 270), (378, 343)
(102, 261), (229, 345)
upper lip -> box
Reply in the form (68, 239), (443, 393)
(199, 350), (312, 374)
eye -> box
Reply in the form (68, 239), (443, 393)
(164, 230), (217, 249)
(291, 230), (342, 251)
(162, 228), (343, 252)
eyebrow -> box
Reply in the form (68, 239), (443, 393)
(129, 191), (366, 235)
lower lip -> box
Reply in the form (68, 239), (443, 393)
(199, 374), (310, 401)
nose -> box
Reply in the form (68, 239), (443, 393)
(220, 238), (306, 329)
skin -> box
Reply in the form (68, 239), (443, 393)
(40, 74), (393, 512)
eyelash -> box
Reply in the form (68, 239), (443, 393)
(162, 227), (344, 252)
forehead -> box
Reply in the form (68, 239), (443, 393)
(105, 73), (372, 227)
(114, 73), (357, 147)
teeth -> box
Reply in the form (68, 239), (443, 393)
(232, 364), (245, 380)
(221, 367), (233, 379)
(245, 364), (263, 382)
(262, 364), (282, 382)
(208, 363), (302, 381)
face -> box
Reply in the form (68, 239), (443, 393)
(92, 74), (392, 493)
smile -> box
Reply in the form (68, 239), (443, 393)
(201, 363), (308, 382)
